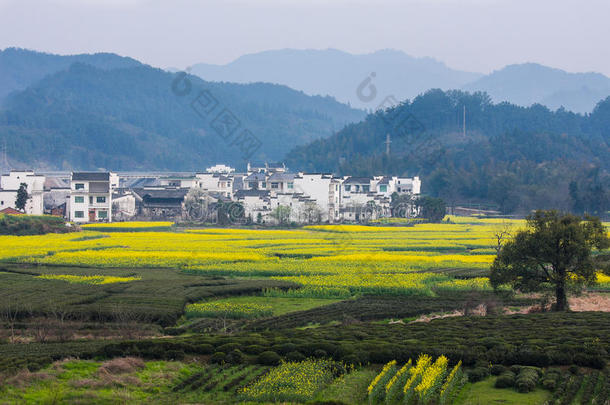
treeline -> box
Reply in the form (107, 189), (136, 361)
(0, 61), (364, 170)
(286, 90), (610, 214)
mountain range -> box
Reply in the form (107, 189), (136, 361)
(285, 89), (610, 213)
(191, 49), (610, 114)
(0, 48), (364, 171)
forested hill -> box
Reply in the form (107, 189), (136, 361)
(285, 90), (610, 214)
(0, 62), (365, 170)
(0, 47), (141, 101)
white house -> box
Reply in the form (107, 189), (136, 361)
(69, 172), (117, 223)
(206, 164), (235, 174)
(293, 173), (340, 222)
(0, 170), (45, 215)
(235, 190), (271, 222)
(195, 173), (234, 198)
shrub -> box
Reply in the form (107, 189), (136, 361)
(494, 371), (516, 388)
(490, 364), (507, 376)
(195, 344), (214, 355)
(467, 367), (489, 382)
(286, 351), (306, 362)
(217, 343), (241, 353)
(210, 352), (226, 364)
(244, 345), (265, 355)
(226, 349), (245, 364)
(542, 378), (556, 391)
(257, 351), (281, 366)
(515, 368), (539, 393)
(165, 350), (185, 360)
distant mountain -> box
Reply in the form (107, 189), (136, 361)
(463, 63), (610, 113)
(0, 47), (141, 101)
(190, 49), (483, 109)
(0, 57), (365, 171)
(286, 89), (610, 214)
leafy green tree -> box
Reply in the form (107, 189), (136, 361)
(270, 205), (291, 225)
(490, 210), (609, 311)
(416, 196), (446, 223)
(15, 183), (29, 212)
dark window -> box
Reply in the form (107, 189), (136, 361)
(75, 183), (85, 190)
(74, 196), (84, 203)
(96, 196), (106, 203)
(75, 211), (84, 218)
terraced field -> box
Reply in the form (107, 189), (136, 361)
(1, 217), (609, 404)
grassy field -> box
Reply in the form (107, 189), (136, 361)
(455, 377), (551, 404)
(1, 217), (609, 403)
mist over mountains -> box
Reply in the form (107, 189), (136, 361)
(191, 49), (610, 114)
(0, 46), (608, 212)
(0, 48), (365, 171)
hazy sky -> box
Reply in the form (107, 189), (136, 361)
(1, 0), (609, 75)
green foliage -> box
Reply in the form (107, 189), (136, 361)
(0, 59), (364, 170)
(0, 214), (71, 235)
(0, 265), (291, 327)
(270, 205), (291, 225)
(416, 196), (446, 223)
(15, 183), (28, 212)
(491, 210), (610, 310)
(257, 351), (281, 366)
(286, 89), (610, 214)
(247, 292), (534, 331)
(515, 368), (539, 393)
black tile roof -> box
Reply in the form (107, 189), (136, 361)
(72, 172), (110, 181)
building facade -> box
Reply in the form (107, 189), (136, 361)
(0, 170), (45, 215)
(69, 172), (117, 223)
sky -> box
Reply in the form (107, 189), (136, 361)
(1, 0), (609, 76)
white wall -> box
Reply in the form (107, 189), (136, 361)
(0, 171), (45, 215)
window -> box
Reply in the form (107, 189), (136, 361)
(74, 196), (84, 203)
(288, 182), (294, 189)
(96, 196), (106, 203)
(271, 182), (279, 189)
(98, 210), (108, 219)
(344, 185), (351, 192)
(0, 201), (3, 205)
(261, 182), (267, 188)
(379, 185), (387, 192)
(363, 185), (370, 193)
(89, 196), (94, 204)
(248, 182), (256, 188)
(75, 183), (85, 190)
(74, 211), (84, 218)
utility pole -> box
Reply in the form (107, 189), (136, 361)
(385, 133), (391, 156)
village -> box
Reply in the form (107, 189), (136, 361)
(0, 163), (421, 224)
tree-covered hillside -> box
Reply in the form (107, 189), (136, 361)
(286, 90), (610, 214)
(0, 47), (141, 101)
(0, 62), (365, 170)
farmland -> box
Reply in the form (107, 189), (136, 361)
(1, 217), (609, 403)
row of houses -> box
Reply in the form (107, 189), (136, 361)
(0, 163), (421, 224)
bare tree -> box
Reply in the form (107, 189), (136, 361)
(2, 299), (21, 343)
(492, 221), (514, 254)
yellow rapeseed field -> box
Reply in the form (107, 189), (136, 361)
(2, 217), (605, 294)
